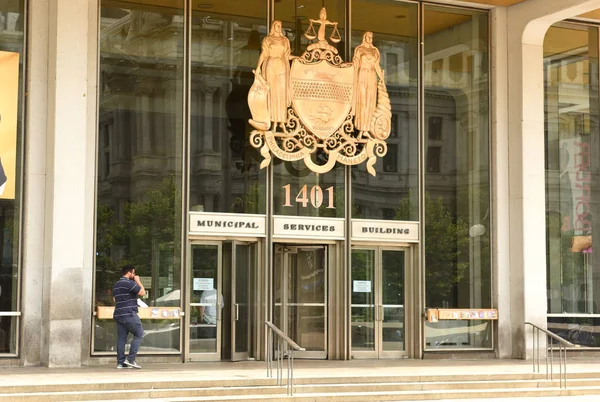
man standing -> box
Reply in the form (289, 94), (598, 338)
(113, 264), (145, 369)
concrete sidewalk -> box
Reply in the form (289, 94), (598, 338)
(0, 359), (599, 387)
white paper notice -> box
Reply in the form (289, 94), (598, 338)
(193, 278), (214, 291)
(353, 280), (372, 293)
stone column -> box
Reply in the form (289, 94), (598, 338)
(24, 0), (98, 367)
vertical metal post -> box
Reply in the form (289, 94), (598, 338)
(291, 350), (295, 396)
(545, 334), (549, 379)
(550, 337), (554, 380)
(536, 328), (540, 373)
(277, 338), (281, 385)
(532, 326), (536, 373)
(564, 344), (568, 388)
(558, 343), (562, 388)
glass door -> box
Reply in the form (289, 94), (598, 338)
(351, 247), (407, 359)
(274, 245), (328, 359)
(231, 242), (253, 361)
(187, 243), (222, 361)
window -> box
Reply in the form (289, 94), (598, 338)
(544, 24), (600, 347)
(0, 0), (25, 355)
(424, 6), (491, 350)
(383, 145), (398, 173)
(428, 116), (442, 140)
(94, 0), (185, 353)
(426, 146), (441, 173)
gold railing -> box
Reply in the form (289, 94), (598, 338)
(264, 321), (305, 396)
(525, 322), (579, 388)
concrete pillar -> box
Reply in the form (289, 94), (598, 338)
(21, 0), (50, 366)
(22, 0), (98, 367)
(502, 0), (600, 359)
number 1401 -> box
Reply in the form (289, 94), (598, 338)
(282, 184), (335, 209)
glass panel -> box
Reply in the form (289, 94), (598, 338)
(285, 248), (326, 350)
(190, 245), (220, 354)
(544, 25), (600, 327)
(425, 320), (492, 349)
(271, 0), (346, 218)
(0, 0), (24, 355)
(94, 320), (180, 353)
(289, 249), (326, 305)
(95, 0), (184, 353)
(548, 317), (599, 347)
(351, 0), (419, 221)
(381, 250), (404, 352)
(275, 0), (346, 58)
(351, 249), (375, 351)
(273, 164), (345, 217)
(189, 1), (267, 214)
(235, 244), (250, 354)
(423, 6), (491, 349)
(287, 306), (325, 352)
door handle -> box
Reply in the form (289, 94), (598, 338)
(380, 305), (384, 322)
(235, 303), (239, 321)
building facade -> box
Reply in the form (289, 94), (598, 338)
(1, 0), (600, 366)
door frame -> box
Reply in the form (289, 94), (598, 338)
(350, 244), (414, 359)
(185, 241), (223, 362)
(230, 240), (254, 361)
(274, 244), (329, 359)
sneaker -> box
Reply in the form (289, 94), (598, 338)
(124, 360), (141, 369)
(116, 363), (127, 369)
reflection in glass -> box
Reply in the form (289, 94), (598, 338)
(190, 245), (220, 354)
(382, 250), (404, 352)
(423, 6), (491, 349)
(275, 0), (346, 58)
(273, 163), (345, 217)
(544, 24), (600, 347)
(189, 3), (267, 214)
(94, 0), (184, 353)
(274, 247), (327, 352)
(234, 244), (250, 355)
(425, 320), (491, 349)
(0, 0), (24, 355)
(351, 0), (419, 221)
(351, 250), (375, 351)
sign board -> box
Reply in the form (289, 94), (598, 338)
(189, 212), (266, 237)
(139, 276), (152, 288)
(96, 306), (181, 320)
(427, 308), (498, 322)
(0, 51), (19, 200)
(273, 215), (344, 240)
(353, 280), (372, 293)
(351, 219), (419, 243)
(193, 278), (214, 291)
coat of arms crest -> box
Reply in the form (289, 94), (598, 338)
(247, 8), (391, 176)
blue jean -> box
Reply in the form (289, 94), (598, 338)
(115, 315), (144, 364)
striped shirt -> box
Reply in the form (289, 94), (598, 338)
(113, 277), (141, 318)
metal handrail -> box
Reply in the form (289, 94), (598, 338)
(265, 321), (305, 396)
(525, 322), (579, 388)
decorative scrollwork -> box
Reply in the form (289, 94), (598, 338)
(247, 8), (391, 176)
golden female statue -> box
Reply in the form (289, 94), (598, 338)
(352, 31), (384, 133)
(255, 20), (291, 128)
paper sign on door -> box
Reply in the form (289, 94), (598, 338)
(353, 280), (372, 293)
(193, 278), (214, 291)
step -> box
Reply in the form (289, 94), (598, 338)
(3, 379), (600, 402)
(3, 371), (599, 394)
(64, 386), (600, 402)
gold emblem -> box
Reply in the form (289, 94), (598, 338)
(248, 8), (391, 176)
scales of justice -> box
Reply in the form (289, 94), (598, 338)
(247, 7), (391, 176)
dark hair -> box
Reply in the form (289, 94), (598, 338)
(121, 264), (135, 276)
